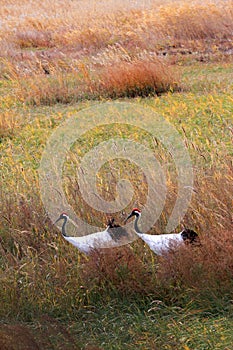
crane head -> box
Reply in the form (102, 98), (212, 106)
(55, 212), (69, 224)
(125, 208), (141, 223)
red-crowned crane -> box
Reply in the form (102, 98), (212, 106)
(125, 208), (199, 255)
(55, 213), (127, 255)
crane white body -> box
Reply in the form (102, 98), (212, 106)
(135, 231), (183, 255)
(55, 213), (126, 255)
(62, 228), (115, 254)
(126, 208), (198, 255)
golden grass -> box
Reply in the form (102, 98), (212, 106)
(0, 0), (232, 76)
(0, 111), (17, 138)
(158, 1), (233, 40)
(0, 0), (232, 104)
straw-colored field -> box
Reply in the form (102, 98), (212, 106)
(0, 0), (233, 349)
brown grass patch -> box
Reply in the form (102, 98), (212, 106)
(15, 58), (178, 105)
(0, 321), (103, 350)
(0, 324), (40, 350)
(96, 59), (179, 98)
(80, 246), (152, 296)
(157, 228), (233, 300)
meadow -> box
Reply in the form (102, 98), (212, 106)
(0, 0), (233, 349)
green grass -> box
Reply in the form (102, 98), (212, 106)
(2, 301), (233, 349)
(68, 301), (233, 350)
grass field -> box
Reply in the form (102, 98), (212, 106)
(0, 0), (233, 349)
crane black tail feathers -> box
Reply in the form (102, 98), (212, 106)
(181, 229), (200, 245)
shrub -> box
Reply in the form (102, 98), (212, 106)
(96, 59), (179, 99)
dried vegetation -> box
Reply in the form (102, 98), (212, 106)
(0, 1), (233, 348)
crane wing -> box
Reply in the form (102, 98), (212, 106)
(140, 233), (183, 255)
(63, 229), (115, 253)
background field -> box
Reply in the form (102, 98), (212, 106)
(0, 0), (233, 349)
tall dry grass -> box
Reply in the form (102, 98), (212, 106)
(156, 227), (233, 309)
(0, 156), (232, 318)
(0, 0), (232, 105)
(78, 162), (233, 300)
(0, 111), (17, 138)
(14, 58), (179, 105)
(0, 0), (232, 81)
(97, 59), (179, 98)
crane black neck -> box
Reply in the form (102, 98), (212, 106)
(61, 216), (68, 237)
(134, 215), (142, 234)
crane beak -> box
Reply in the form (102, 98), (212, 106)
(54, 216), (62, 224)
(124, 212), (133, 224)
